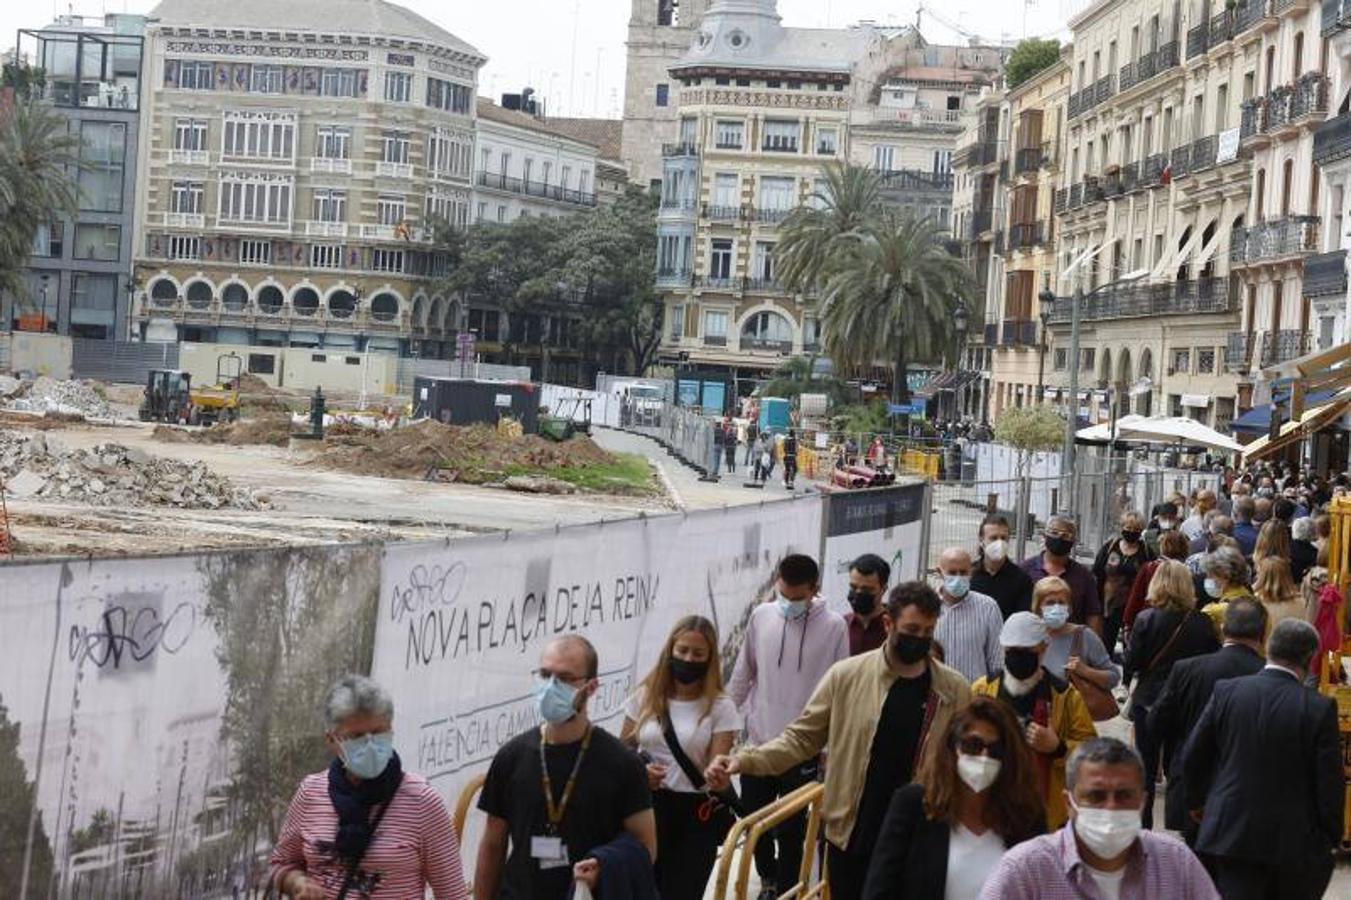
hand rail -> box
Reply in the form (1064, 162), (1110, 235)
(713, 781), (827, 900)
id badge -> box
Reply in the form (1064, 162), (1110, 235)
(531, 835), (568, 869)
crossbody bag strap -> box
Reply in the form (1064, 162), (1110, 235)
(1144, 612), (1191, 674)
(335, 775), (402, 900)
(660, 714), (708, 790)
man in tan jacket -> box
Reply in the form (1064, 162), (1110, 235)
(706, 581), (972, 900)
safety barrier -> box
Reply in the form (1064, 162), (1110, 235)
(713, 782), (828, 900)
(899, 449), (941, 479)
(453, 773), (487, 848)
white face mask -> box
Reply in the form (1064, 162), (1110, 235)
(984, 539), (1008, 562)
(956, 753), (1002, 794)
(1071, 800), (1142, 860)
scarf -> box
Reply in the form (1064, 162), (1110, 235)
(325, 750), (404, 868)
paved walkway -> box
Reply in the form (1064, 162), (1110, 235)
(592, 428), (810, 511)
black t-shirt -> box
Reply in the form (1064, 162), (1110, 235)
(847, 669), (931, 857)
(479, 726), (651, 900)
(972, 557), (1034, 619)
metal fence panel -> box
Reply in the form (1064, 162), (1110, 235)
(70, 339), (179, 384)
(394, 357), (532, 395)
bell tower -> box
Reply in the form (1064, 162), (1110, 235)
(621, 0), (712, 189)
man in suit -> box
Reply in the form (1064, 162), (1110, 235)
(1148, 598), (1267, 846)
(1181, 618), (1344, 900)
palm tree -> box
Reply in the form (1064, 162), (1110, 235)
(775, 161), (884, 294)
(760, 354), (854, 407)
(0, 98), (83, 306)
(818, 211), (973, 407)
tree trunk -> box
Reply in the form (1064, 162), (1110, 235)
(891, 339), (910, 406)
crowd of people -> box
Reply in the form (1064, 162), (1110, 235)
(262, 462), (1347, 900)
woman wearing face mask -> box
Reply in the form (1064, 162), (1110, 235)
(862, 697), (1045, 900)
(1122, 559), (1219, 829)
(1092, 511), (1154, 659)
(269, 675), (467, 900)
(1032, 577), (1119, 694)
(622, 616), (740, 900)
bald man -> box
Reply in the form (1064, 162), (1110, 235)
(933, 546), (1005, 682)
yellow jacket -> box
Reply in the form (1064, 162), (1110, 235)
(735, 647), (972, 849)
(971, 673), (1096, 829)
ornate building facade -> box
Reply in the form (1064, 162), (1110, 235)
(131, 0), (483, 359)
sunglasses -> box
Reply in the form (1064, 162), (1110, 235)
(957, 735), (1005, 759)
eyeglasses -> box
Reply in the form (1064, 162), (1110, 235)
(957, 735), (1005, 759)
(534, 667), (586, 687)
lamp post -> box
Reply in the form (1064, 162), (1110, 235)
(1037, 289), (1054, 405)
(953, 300), (968, 420)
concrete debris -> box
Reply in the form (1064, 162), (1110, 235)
(502, 474), (579, 495)
(5, 377), (113, 418)
(0, 433), (261, 510)
(0, 376), (21, 399)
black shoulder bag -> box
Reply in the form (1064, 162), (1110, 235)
(661, 715), (744, 842)
(335, 777), (401, 900)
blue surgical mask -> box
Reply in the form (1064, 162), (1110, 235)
(534, 675), (580, 724)
(1203, 577), (1223, 599)
(776, 594), (810, 619)
(338, 732), (395, 780)
(943, 575), (971, 599)
(1042, 604), (1071, 628)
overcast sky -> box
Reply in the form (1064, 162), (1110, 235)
(4, 0), (1077, 118)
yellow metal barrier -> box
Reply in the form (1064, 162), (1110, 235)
(713, 782), (828, 900)
(1317, 651), (1351, 849)
(453, 773), (487, 848)
(899, 450), (940, 479)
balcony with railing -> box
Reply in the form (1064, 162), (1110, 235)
(164, 212), (206, 228)
(1226, 331), (1256, 370)
(1303, 248), (1348, 298)
(663, 142), (699, 157)
(1326, 0), (1351, 33)
(1009, 221), (1047, 250)
(310, 157), (352, 175)
(954, 140), (1001, 169)
(376, 161), (414, 179)
(1313, 110), (1351, 165)
(698, 274), (736, 291)
(762, 137), (800, 154)
(743, 277), (786, 295)
(878, 169), (956, 192)
(1230, 216), (1321, 267)
(1044, 277), (1238, 324)
(1014, 146), (1043, 175)
(1236, 0), (1274, 34)
(702, 203), (743, 222)
(1053, 188), (1068, 213)
(169, 149), (209, 166)
(1242, 73), (1328, 142)
(752, 207), (793, 224)
(1262, 329), (1311, 365)
(741, 336), (795, 353)
(1001, 318), (1038, 346)
(971, 208), (995, 236)
(982, 322), (998, 346)
(656, 269), (693, 288)
(304, 220), (349, 237)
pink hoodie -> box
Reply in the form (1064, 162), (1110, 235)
(727, 598), (850, 745)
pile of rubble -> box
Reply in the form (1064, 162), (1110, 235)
(4, 376), (113, 419)
(0, 433), (261, 510)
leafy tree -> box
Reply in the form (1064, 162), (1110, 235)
(994, 404), (1065, 476)
(0, 99), (82, 308)
(0, 695), (54, 896)
(1006, 39), (1061, 89)
(1, 62), (47, 100)
(761, 355), (855, 407)
(817, 211), (973, 408)
(67, 808), (115, 855)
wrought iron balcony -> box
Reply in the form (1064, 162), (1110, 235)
(1240, 97), (1269, 140)
(954, 140), (1002, 169)
(1044, 277), (1238, 325)
(1014, 147), (1043, 174)
(1054, 188), (1068, 213)
(1190, 134), (1218, 173)
(1325, 0), (1351, 34)
(702, 203), (743, 222)
(752, 207), (793, 224)
(1226, 332), (1256, 370)
(1120, 160), (1140, 192)
(742, 336), (795, 353)
(1094, 75), (1115, 104)
(663, 142), (699, 157)
(1142, 153), (1169, 188)
(1261, 329), (1311, 365)
(1083, 178), (1105, 204)
(1187, 23), (1209, 59)
(1243, 73), (1327, 140)
(656, 269), (693, 288)
(1303, 249), (1348, 298)
(743, 276), (785, 294)
(1230, 216), (1321, 266)
(1210, 9), (1236, 44)
(878, 169), (956, 192)
(698, 275), (736, 290)
(1170, 144), (1193, 180)
(1313, 111), (1351, 166)
(1119, 61), (1138, 93)
(983, 323), (998, 346)
(1236, 0), (1272, 33)
(1001, 318), (1038, 346)
(1010, 221), (1046, 250)
(1068, 183), (1083, 209)
(971, 209), (995, 236)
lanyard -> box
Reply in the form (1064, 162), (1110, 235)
(539, 725), (593, 830)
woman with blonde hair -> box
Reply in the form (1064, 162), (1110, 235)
(1252, 519), (1292, 570)
(1031, 576), (1119, 691)
(1122, 560), (1219, 828)
(621, 615), (740, 899)
(1254, 556), (1303, 632)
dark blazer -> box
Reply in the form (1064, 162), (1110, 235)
(1148, 643), (1265, 832)
(1123, 608), (1220, 713)
(861, 783), (1043, 900)
(1181, 668), (1344, 862)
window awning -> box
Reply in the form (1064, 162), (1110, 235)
(1151, 224), (1208, 279)
(1229, 389), (1339, 433)
(1241, 389), (1351, 462)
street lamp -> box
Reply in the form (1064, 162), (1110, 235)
(953, 300), (968, 420)
(1037, 289), (1054, 405)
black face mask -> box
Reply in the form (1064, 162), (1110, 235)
(669, 657), (709, 685)
(1004, 647), (1041, 680)
(890, 632), (932, 665)
(1045, 535), (1075, 557)
(1121, 530), (1142, 543)
(848, 589), (877, 616)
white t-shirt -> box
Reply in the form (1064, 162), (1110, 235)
(1084, 864), (1125, 900)
(624, 693), (741, 793)
(944, 824), (1006, 900)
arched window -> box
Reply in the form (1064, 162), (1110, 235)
(371, 292), (400, 322)
(149, 278), (177, 307)
(741, 310), (794, 350)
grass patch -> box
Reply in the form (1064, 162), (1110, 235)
(503, 452), (659, 496)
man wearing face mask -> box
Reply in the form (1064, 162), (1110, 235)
(1181, 619), (1343, 900)
(1019, 516), (1103, 636)
(476, 635), (655, 900)
(934, 546), (1005, 683)
(971, 613), (1096, 830)
(726, 554), (848, 899)
(972, 514), (1034, 620)
(844, 553), (891, 655)
(709, 582), (971, 900)
(980, 737), (1219, 899)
